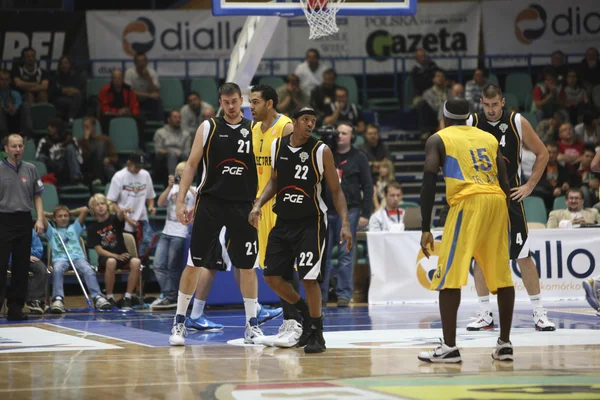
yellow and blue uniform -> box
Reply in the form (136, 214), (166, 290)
(430, 125), (513, 294)
(252, 114), (292, 267)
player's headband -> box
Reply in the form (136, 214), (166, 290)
(443, 101), (469, 120)
(293, 108), (317, 119)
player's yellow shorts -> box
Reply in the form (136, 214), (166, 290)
(257, 197), (277, 268)
(430, 193), (513, 294)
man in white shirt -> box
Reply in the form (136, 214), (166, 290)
(369, 181), (406, 232)
(124, 53), (163, 121)
(294, 48), (329, 95)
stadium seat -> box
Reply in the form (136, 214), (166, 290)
(109, 117), (139, 154)
(71, 118), (102, 139)
(403, 74), (414, 109)
(30, 103), (57, 137)
(553, 195), (566, 210)
(42, 184), (59, 213)
(190, 77), (219, 109)
(523, 196), (547, 224)
(488, 73), (499, 86)
(505, 72), (533, 109)
(258, 76), (285, 89)
(59, 185), (91, 208)
(336, 75), (359, 106)
(521, 111), (537, 130)
(159, 78), (185, 112)
(23, 139), (37, 161)
(30, 160), (47, 176)
(504, 93), (519, 111)
(86, 77), (110, 98)
(399, 201), (419, 208)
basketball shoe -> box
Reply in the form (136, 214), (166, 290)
(185, 315), (224, 332)
(466, 310), (494, 331)
(418, 341), (462, 364)
(169, 315), (187, 346)
(254, 320), (303, 347)
(533, 307), (555, 331)
(244, 317), (265, 344)
(583, 277), (600, 311)
(257, 304), (283, 325)
(491, 339), (514, 361)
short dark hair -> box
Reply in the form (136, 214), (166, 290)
(134, 52), (147, 61)
(169, 109), (180, 118)
(218, 82), (242, 100)
(434, 69), (446, 77)
(545, 141), (558, 149)
(476, 67), (489, 77)
(384, 181), (403, 196)
(286, 74), (300, 83)
(306, 48), (320, 59)
(323, 68), (337, 78)
(482, 84), (504, 99)
(553, 111), (567, 122)
(21, 47), (35, 57)
(583, 145), (596, 155)
(188, 91), (200, 99)
(566, 187), (584, 199)
(366, 123), (380, 132)
(251, 83), (279, 109)
(48, 117), (64, 133)
(335, 86), (348, 95)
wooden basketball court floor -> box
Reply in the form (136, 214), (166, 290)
(1, 299), (599, 399)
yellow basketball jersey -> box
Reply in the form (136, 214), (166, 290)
(253, 114), (292, 192)
(437, 125), (505, 206)
(252, 114), (292, 267)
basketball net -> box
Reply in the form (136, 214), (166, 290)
(298, 0), (346, 40)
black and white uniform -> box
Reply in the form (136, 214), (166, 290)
(187, 117), (259, 270)
(264, 135), (328, 281)
(469, 110), (530, 260)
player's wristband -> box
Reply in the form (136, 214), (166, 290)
(420, 172), (437, 232)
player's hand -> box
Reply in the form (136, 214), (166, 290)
(553, 187), (562, 197)
(510, 183), (534, 202)
(420, 232), (434, 259)
(176, 201), (192, 225)
(358, 216), (369, 230)
(248, 205), (262, 228)
(340, 223), (353, 252)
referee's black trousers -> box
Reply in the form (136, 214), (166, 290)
(0, 212), (33, 312)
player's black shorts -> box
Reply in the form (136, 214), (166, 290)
(263, 216), (327, 281)
(509, 199), (530, 260)
(187, 195), (258, 270)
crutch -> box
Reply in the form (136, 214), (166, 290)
(54, 231), (94, 311)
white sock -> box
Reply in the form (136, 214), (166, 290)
(190, 299), (206, 319)
(478, 295), (491, 313)
(530, 294), (542, 310)
(176, 291), (193, 317)
(124, 293), (132, 299)
(106, 294), (114, 300)
(243, 298), (258, 323)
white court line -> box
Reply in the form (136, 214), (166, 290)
(44, 323), (155, 348)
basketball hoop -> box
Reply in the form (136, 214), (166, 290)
(299, 0), (346, 40)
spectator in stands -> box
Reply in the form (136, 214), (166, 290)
(549, 50), (569, 87)
(78, 116), (118, 185)
(322, 87), (365, 135)
(87, 194), (141, 310)
(360, 123), (390, 177)
(533, 69), (561, 122)
(294, 48), (329, 95)
(276, 74), (308, 116)
(439, 84), (465, 129)
(575, 111), (600, 146)
(533, 142), (576, 212)
(310, 68), (339, 117)
(465, 68), (488, 113)
(125, 53), (163, 122)
(98, 69), (141, 135)
(0, 69), (33, 139)
(547, 188), (600, 228)
(557, 122), (584, 170)
(560, 70), (589, 124)
(536, 111), (566, 143)
(180, 91), (214, 135)
(369, 181), (406, 232)
(11, 47), (48, 104)
(411, 48), (439, 98)
(49, 56), (84, 122)
(107, 151), (156, 240)
(151, 162), (194, 310)
(8, 229), (49, 314)
(578, 47), (600, 96)
(575, 146), (600, 208)
(43, 205), (111, 313)
(154, 110), (192, 179)
(373, 159), (395, 210)
(36, 117), (84, 185)
(416, 69), (447, 139)
(321, 122), (373, 307)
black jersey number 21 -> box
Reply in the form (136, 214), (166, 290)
(469, 148), (492, 172)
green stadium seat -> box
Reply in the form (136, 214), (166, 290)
(190, 78), (219, 109)
(86, 77), (110, 98)
(399, 201), (419, 208)
(403, 74), (414, 109)
(30, 103), (56, 137)
(336, 75), (359, 105)
(30, 160), (47, 176)
(109, 117), (139, 154)
(488, 73), (499, 86)
(42, 184), (59, 213)
(159, 78), (185, 112)
(505, 72), (533, 109)
(504, 93), (519, 111)
(521, 111), (537, 130)
(523, 196), (547, 224)
(258, 76), (285, 89)
(553, 195), (566, 211)
(23, 139), (37, 161)
(59, 185), (91, 204)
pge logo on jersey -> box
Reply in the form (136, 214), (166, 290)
(416, 240), (442, 289)
(122, 17), (156, 56)
(217, 158), (248, 175)
(280, 186), (311, 204)
(514, 4), (547, 44)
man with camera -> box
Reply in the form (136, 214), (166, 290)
(320, 122), (373, 307)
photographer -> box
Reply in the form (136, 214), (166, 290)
(150, 162), (196, 309)
(320, 122), (373, 307)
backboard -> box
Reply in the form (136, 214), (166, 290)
(211, 0), (417, 17)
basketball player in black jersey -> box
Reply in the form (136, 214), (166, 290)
(169, 82), (264, 346)
(467, 84), (555, 331)
(249, 106), (352, 354)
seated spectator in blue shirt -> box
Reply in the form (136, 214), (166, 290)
(42, 205), (111, 313)
(0, 69), (33, 139)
